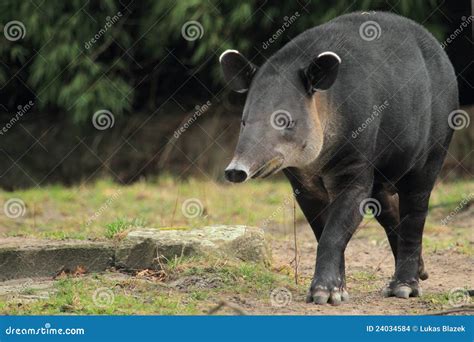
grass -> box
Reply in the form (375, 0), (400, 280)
(0, 257), (305, 315)
(105, 217), (147, 238)
(0, 175), (301, 240)
(418, 290), (471, 311)
(0, 176), (471, 314)
(0, 175), (472, 241)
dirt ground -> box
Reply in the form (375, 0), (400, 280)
(258, 221), (473, 315)
(0, 206), (472, 315)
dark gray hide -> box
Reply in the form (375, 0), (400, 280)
(220, 12), (458, 305)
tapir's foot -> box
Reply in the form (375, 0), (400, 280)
(306, 281), (350, 306)
(383, 279), (422, 298)
(419, 258), (429, 280)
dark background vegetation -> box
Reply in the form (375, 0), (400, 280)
(0, 0), (472, 189)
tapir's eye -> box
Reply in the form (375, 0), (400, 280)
(241, 119), (246, 127)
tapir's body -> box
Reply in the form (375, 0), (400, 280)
(220, 12), (457, 305)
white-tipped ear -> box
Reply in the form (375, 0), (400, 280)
(300, 51), (341, 94)
(317, 51), (342, 64)
(219, 49), (258, 93)
(219, 49), (240, 63)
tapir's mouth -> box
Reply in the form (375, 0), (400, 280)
(250, 156), (284, 179)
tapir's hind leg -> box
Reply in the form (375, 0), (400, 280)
(372, 190), (429, 282)
(373, 190), (399, 261)
(383, 153), (445, 299)
(383, 188), (430, 298)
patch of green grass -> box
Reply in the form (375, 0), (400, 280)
(0, 257), (304, 315)
(0, 176), (471, 240)
(347, 270), (381, 292)
(423, 228), (473, 255)
(429, 180), (474, 212)
(0, 175), (302, 239)
(105, 217), (146, 238)
(189, 290), (209, 301)
(19, 288), (36, 295)
(349, 271), (378, 282)
(0, 276), (199, 315)
(420, 292), (452, 310)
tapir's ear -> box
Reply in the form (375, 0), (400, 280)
(300, 51), (341, 94)
(219, 49), (257, 93)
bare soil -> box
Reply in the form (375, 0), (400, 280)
(1, 212), (472, 315)
(257, 222), (473, 315)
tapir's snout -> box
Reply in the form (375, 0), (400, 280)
(224, 168), (248, 183)
(224, 153), (285, 183)
(224, 159), (250, 183)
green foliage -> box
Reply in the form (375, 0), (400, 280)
(1, 0), (447, 123)
(105, 217), (146, 238)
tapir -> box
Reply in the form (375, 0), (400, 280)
(220, 12), (458, 305)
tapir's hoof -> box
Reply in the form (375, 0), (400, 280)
(383, 280), (422, 298)
(419, 270), (429, 281)
(419, 266), (429, 281)
(306, 286), (350, 306)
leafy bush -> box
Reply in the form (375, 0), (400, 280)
(1, 0), (446, 124)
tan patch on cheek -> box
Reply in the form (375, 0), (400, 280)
(312, 92), (330, 131)
(305, 93), (331, 154)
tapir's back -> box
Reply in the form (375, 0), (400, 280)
(283, 12), (458, 168)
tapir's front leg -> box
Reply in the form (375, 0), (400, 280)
(307, 169), (373, 305)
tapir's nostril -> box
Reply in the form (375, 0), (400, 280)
(224, 169), (248, 183)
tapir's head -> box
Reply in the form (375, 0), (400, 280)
(220, 49), (341, 182)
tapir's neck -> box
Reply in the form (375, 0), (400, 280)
(301, 92), (339, 172)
